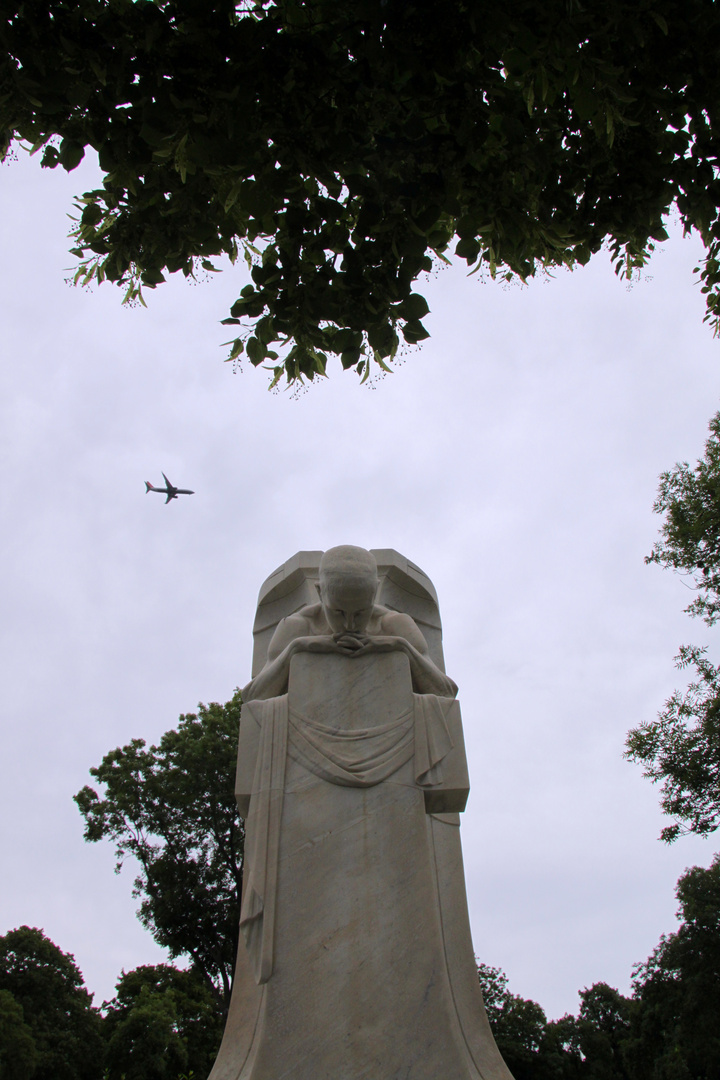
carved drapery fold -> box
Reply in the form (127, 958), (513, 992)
(413, 694), (454, 786)
(238, 696), (288, 985)
(287, 707), (415, 786)
(239, 692), (457, 984)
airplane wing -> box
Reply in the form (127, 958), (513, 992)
(165, 492), (175, 504)
(161, 472), (173, 488)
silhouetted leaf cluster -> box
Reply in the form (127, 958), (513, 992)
(3, 1), (720, 387)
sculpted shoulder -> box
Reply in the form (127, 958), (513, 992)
(378, 608), (430, 654)
(296, 602), (329, 633)
(266, 607), (321, 661)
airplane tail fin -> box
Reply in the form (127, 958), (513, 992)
(145, 481), (155, 493)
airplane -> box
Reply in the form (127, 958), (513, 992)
(145, 472), (195, 504)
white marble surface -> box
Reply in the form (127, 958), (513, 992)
(212, 560), (513, 1080)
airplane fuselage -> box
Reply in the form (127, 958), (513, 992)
(145, 473), (195, 503)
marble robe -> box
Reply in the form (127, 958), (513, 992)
(209, 651), (514, 1080)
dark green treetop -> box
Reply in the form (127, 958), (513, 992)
(543, 985), (633, 1080)
(74, 693), (244, 1014)
(571, 984), (633, 1080)
(477, 964), (634, 1080)
(628, 856), (720, 1080)
(103, 964), (224, 1080)
(0, 988), (38, 1080)
(3, 0), (720, 388)
(105, 990), (187, 1080)
(0, 926), (103, 1080)
(477, 962), (551, 1080)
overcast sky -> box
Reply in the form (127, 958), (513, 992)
(1, 149), (719, 1022)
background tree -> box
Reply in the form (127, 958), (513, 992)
(477, 961), (555, 1080)
(541, 1014), (584, 1080)
(0, 987), (37, 1080)
(570, 984), (632, 1080)
(103, 964), (223, 1080)
(3, 0), (720, 388)
(626, 411), (720, 841)
(477, 966), (639, 1080)
(106, 990), (187, 1080)
(0, 926), (103, 1080)
(627, 855), (720, 1080)
(74, 693), (244, 1015)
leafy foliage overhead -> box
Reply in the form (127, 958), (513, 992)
(74, 694), (244, 1012)
(626, 412), (720, 842)
(3, 0), (720, 387)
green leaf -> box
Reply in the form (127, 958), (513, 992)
(373, 351), (393, 373)
(401, 319), (430, 343)
(141, 267), (166, 286)
(59, 140), (85, 172)
(340, 347), (361, 369)
(397, 293), (430, 320)
(40, 145), (60, 169)
(455, 237), (481, 262)
(268, 365), (284, 390)
(331, 329), (363, 353)
(246, 336), (263, 365)
(81, 204), (104, 227)
(650, 11), (669, 34)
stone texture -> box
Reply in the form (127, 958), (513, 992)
(209, 549), (515, 1080)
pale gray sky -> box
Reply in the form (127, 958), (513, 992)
(1, 150), (718, 1020)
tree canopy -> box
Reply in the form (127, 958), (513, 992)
(478, 914), (720, 1080)
(0, 926), (103, 1080)
(74, 693), (244, 1013)
(626, 412), (720, 841)
(565, 984), (633, 1080)
(629, 855), (720, 1080)
(477, 964), (639, 1080)
(477, 962), (551, 1080)
(0, 987), (38, 1080)
(3, 0), (720, 387)
(103, 964), (224, 1080)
